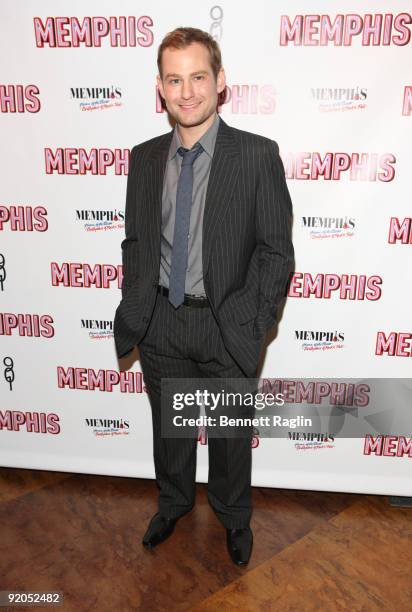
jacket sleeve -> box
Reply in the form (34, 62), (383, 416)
(254, 139), (294, 334)
(120, 145), (139, 299)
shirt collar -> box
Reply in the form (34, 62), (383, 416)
(168, 113), (220, 160)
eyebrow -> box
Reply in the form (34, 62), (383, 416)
(164, 70), (209, 79)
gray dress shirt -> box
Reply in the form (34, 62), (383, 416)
(159, 113), (220, 296)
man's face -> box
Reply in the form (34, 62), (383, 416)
(157, 42), (225, 129)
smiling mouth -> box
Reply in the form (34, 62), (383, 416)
(179, 102), (201, 110)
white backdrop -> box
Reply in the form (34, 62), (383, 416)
(1, 0), (411, 495)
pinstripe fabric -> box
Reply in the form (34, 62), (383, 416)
(139, 292), (253, 529)
(113, 118), (294, 527)
(114, 118), (294, 376)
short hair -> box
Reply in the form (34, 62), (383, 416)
(157, 27), (222, 80)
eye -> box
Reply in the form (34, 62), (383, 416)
(169, 78), (180, 85)
(194, 75), (205, 81)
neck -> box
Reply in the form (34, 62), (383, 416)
(177, 113), (216, 149)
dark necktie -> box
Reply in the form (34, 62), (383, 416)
(168, 143), (203, 308)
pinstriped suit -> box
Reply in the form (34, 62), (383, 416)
(114, 118), (294, 527)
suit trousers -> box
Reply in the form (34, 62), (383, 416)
(138, 290), (254, 530)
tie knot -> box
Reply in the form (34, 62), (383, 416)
(178, 143), (203, 166)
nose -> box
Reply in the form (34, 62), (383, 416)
(181, 78), (194, 100)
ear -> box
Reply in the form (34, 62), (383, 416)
(216, 67), (226, 94)
(156, 74), (165, 99)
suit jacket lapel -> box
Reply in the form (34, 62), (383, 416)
(145, 130), (173, 267)
(203, 118), (240, 274)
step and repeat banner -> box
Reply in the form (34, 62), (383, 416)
(1, 1), (411, 495)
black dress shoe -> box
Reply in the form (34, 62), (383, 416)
(142, 513), (178, 549)
(226, 526), (253, 566)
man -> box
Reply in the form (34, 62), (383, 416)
(114, 27), (294, 566)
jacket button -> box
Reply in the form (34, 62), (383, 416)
(143, 316), (148, 322)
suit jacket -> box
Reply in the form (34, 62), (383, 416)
(113, 118), (294, 376)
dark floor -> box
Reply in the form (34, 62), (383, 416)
(0, 467), (410, 611)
